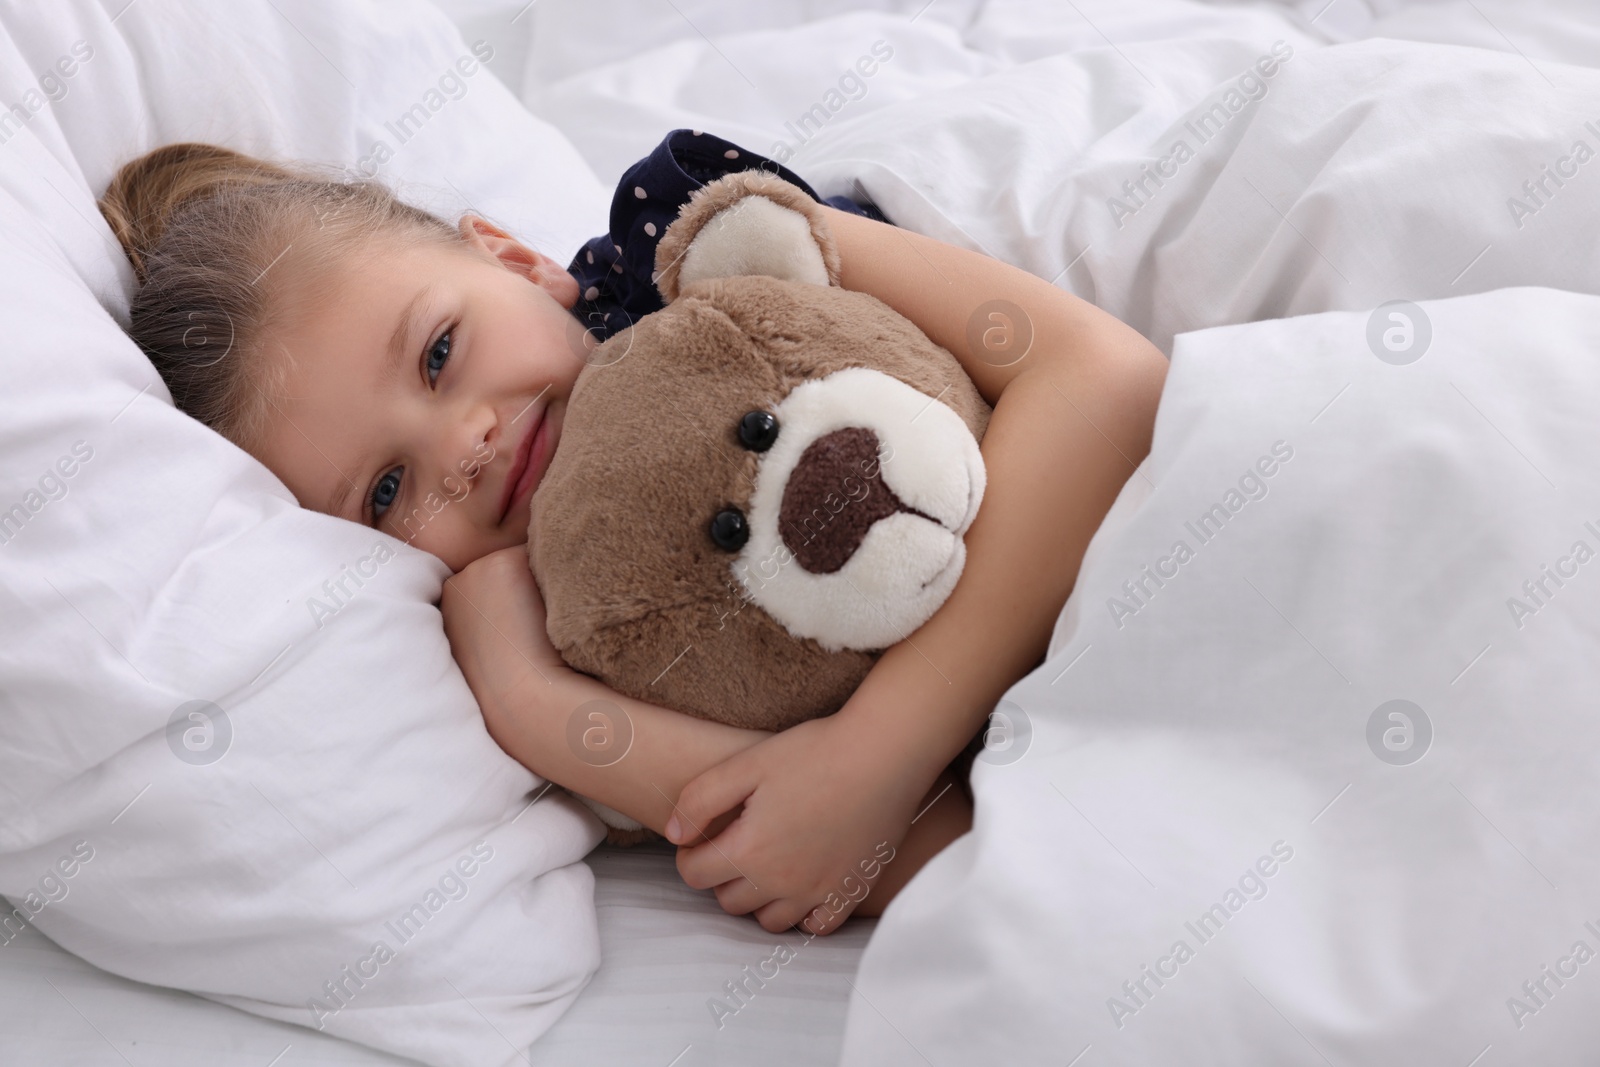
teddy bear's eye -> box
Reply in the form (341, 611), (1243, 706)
(709, 508), (749, 551)
(737, 410), (780, 452)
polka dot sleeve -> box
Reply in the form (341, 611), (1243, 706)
(565, 129), (888, 342)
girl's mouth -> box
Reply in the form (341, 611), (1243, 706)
(499, 407), (553, 523)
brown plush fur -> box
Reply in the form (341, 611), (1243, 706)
(531, 173), (989, 738)
(531, 272), (988, 732)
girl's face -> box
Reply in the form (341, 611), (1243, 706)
(254, 217), (585, 572)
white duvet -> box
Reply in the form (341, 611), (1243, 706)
(790, 26), (1600, 1067)
(848, 281), (1600, 1065)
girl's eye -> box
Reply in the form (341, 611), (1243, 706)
(425, 329), (453, 385)
(369, 467), (403, 522)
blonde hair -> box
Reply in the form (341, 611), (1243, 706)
(99, 143), (460, 447)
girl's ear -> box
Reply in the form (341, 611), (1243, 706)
(458, 215), (579, 308)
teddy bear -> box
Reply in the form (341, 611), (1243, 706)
(529, 171), (990, 834)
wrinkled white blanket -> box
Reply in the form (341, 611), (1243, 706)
(802, 35), (1600, 1067)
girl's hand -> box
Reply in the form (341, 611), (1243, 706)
(667, 711), (933, 935)
(441, 546), (570, 727)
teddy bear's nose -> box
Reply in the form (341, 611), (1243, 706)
(778, 427), (924, 573)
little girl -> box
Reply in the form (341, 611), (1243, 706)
(101, 133), (1167, 935)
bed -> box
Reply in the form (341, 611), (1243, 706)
(4, 1), (1599, 1064)
(1, 841), (872, 1066)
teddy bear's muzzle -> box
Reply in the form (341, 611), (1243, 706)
(730, 367), (987, 653)
(778, 426), (941, 574)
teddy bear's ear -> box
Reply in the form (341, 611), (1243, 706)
(653, 172), (843, 303)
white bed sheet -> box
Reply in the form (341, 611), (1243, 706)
(0, 843), (873, 1067)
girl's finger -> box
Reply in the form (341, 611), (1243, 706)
(754, 897), (829, 936)
(674, 831), (749, 890)
(712, 877), (769, 916)
(799, 896), (857, 936)
(665, 752), (759, 845)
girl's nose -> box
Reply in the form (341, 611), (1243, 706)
(433, 405), (496, 502)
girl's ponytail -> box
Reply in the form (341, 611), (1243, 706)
(100, 143), (295, 284)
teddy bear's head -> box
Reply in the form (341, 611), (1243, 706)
(531, 173), (989, 733)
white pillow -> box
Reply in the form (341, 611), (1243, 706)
(0, 3), (612, 1065)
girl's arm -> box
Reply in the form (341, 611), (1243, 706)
(440, 547), (764, 836)
(821, 206), (1168, 778)
(441, 546), (974, 870)
(667, 206), (1168, 932)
